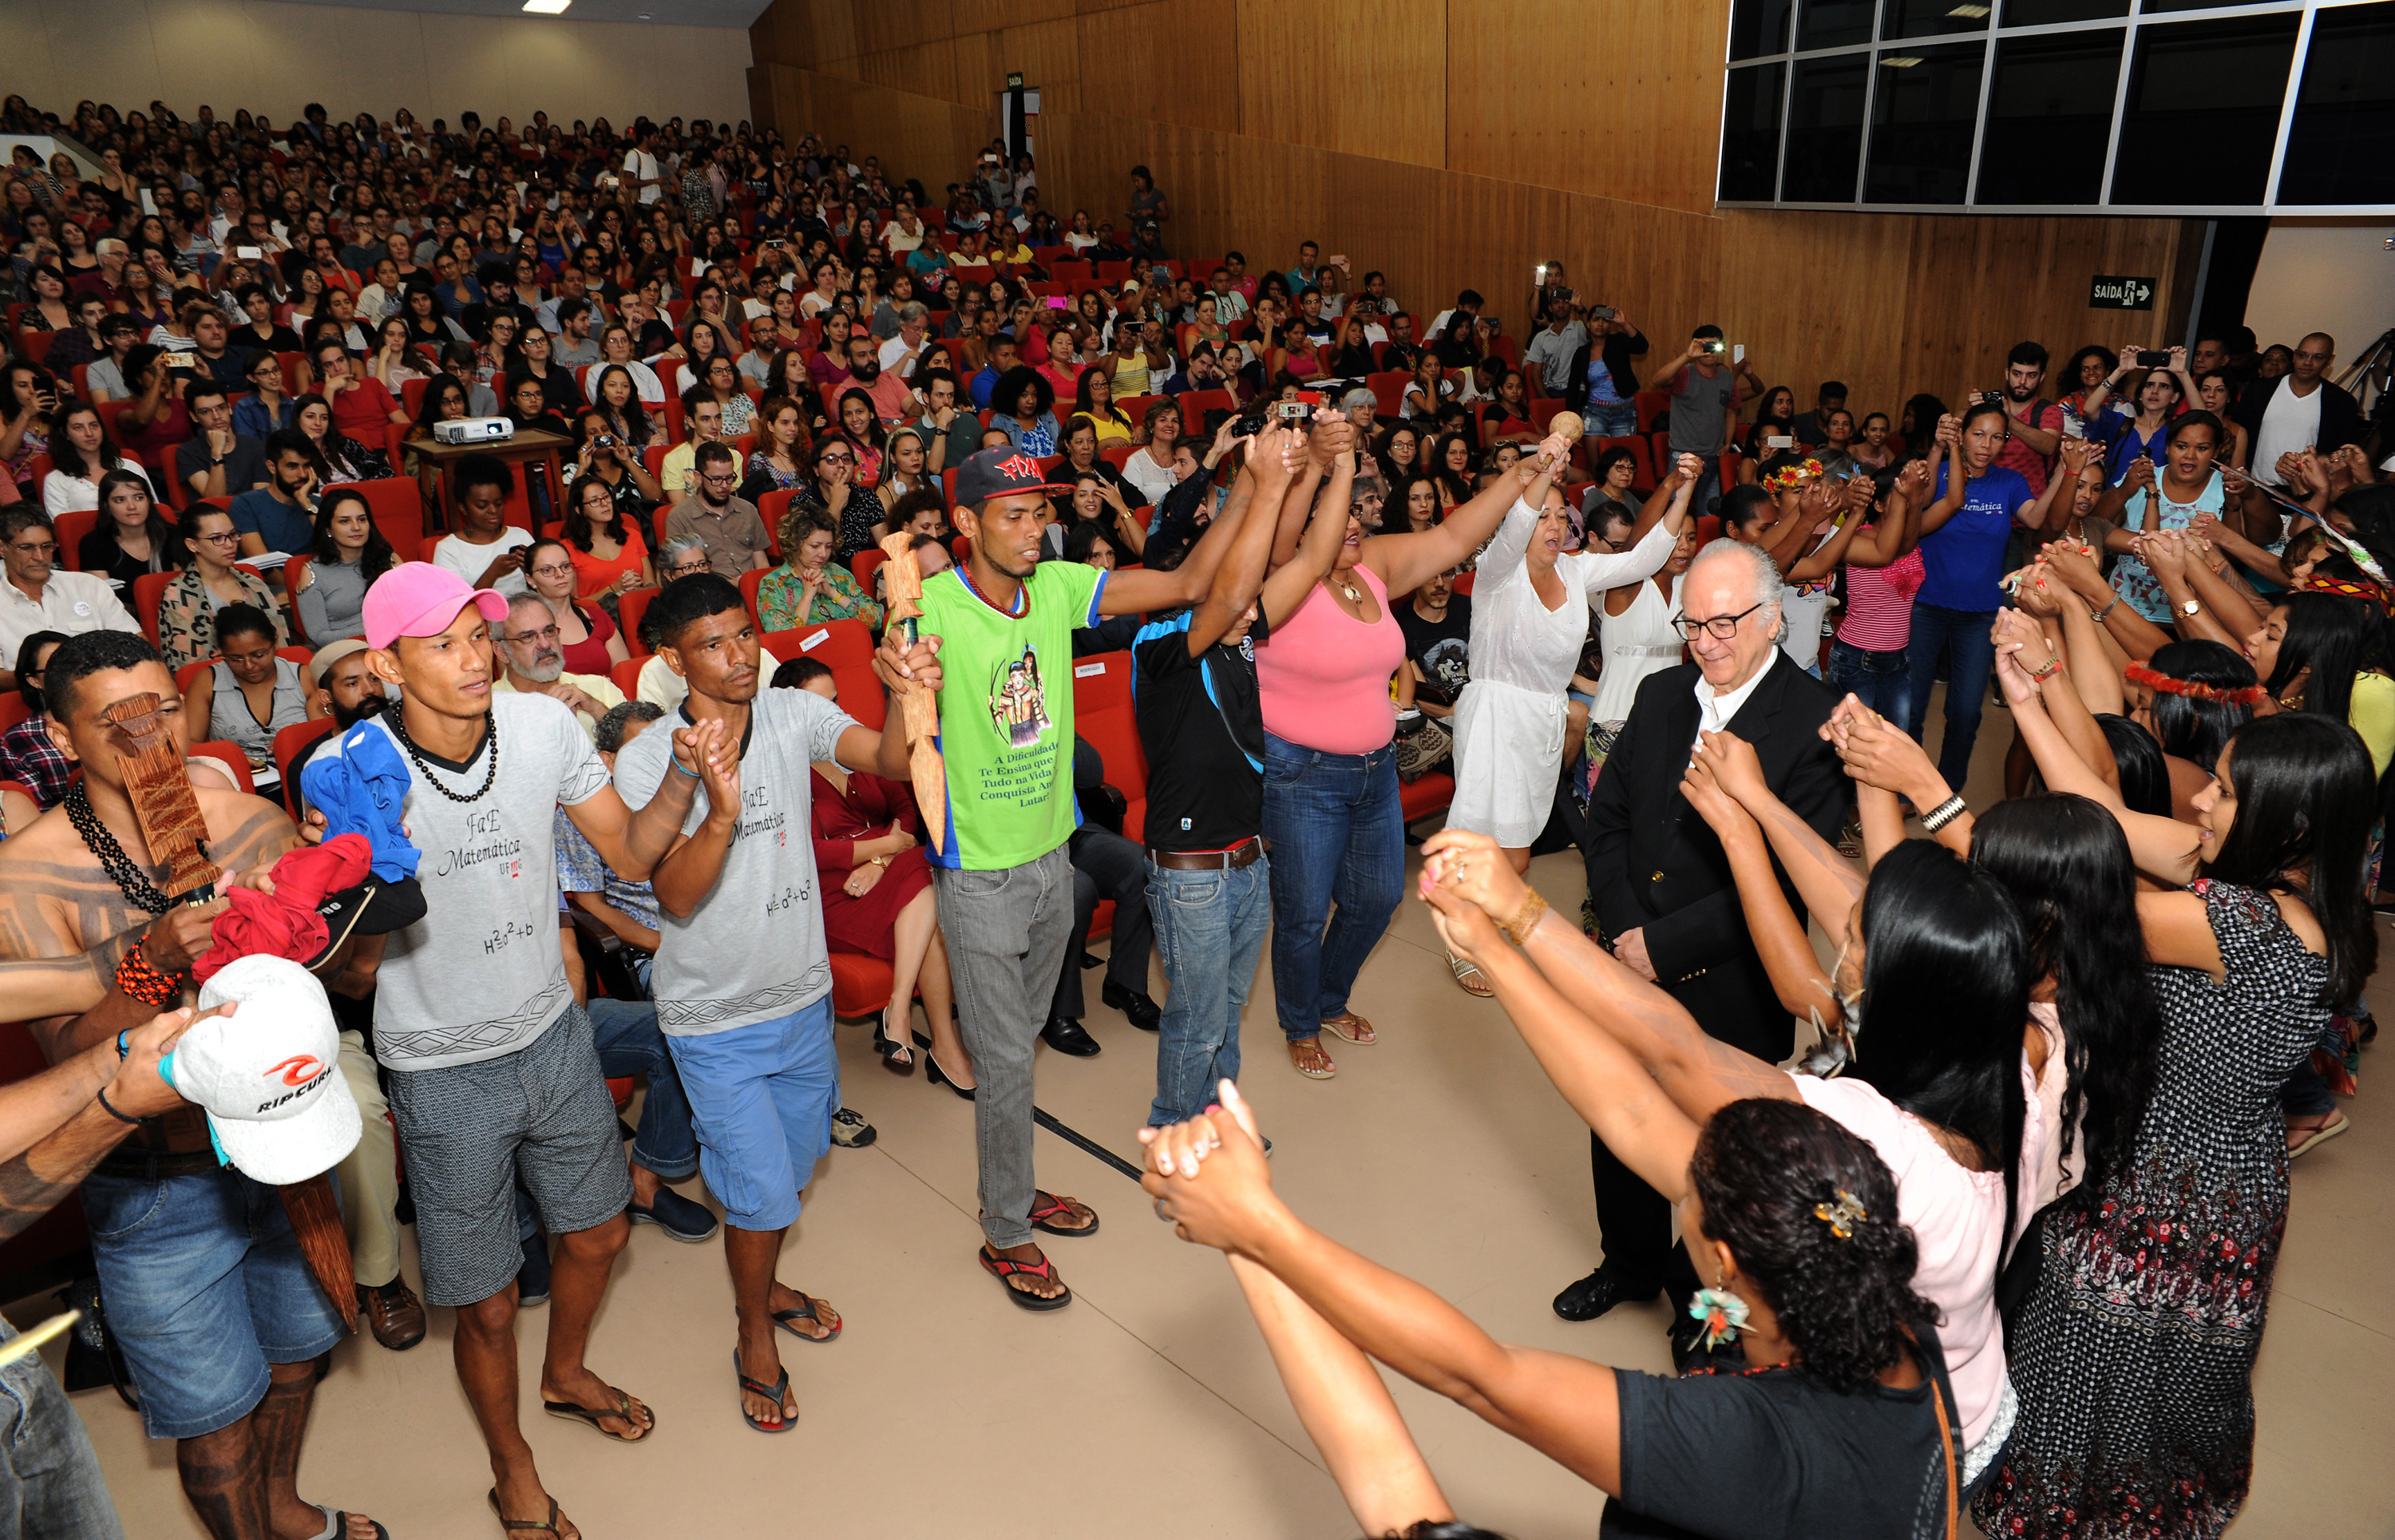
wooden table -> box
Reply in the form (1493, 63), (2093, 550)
(409, 429), (572, 536)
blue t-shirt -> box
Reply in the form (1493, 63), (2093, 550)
(228, 489), (315, 557)
(1915, 463), (2033, 612)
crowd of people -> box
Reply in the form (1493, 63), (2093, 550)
(0, 89), (2385, 1540)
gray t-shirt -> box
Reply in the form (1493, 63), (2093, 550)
(1669, 365), (1738, 456)
(612, 687), (857, 1037)
(368, 694), (612, 1071)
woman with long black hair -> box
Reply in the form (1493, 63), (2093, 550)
(293, 486), (395, 643)
(2130, 639), (2260, 819)
(76, 468), (180, 590)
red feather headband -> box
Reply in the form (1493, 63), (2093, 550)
(2124, 662), (2265, 707)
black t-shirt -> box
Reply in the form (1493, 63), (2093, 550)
(1395, 594), (1471, 706)
(1132, 605), (1274, 852)
(1602, 1323), (1958, 1540)
(174, 433), (268, 497)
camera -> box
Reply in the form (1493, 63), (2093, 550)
(592, 433), (618, 449)
(1591, 306), (1617, 319)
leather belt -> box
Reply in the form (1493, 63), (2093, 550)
(1147, 837), (1265, 872)
(94, 1146), (222, 1182)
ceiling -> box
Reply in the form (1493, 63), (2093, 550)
(271, 0), (770, 26)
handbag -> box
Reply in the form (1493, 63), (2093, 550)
(57, 1276), (138, 1411)
(1392, 709), (1451, 784)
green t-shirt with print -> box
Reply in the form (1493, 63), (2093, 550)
(917, 560), (1106, 871)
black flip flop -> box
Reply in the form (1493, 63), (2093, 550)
(980, 1245), (1071, 1310)
(734, 1349), (795, 1432)
(770, 1292), (841, 1343)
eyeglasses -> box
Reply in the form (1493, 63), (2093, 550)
(1672, 602), (1765, 641)
(664, 560), (709, 578)
(528, 563), (575, 579)
(193, 530), (241, 546)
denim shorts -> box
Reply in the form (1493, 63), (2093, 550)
(81, 1166), (347, 1439)
(665, 995), (837, 1233)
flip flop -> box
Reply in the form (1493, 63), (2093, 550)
(734, 1349), (796, 1432)
(2288, 1110), (2349, 1158)
(770, 1292), (841, 1343)
(980, 1245), (1071, 1311)
(306, 1505), (390, 1540)
(1027, 1190), (1099, 1238)
(488, 1489), (560, 1536)
(1321, 1011), (1378, 1045)
(540, 1385), (652, 1443)
(1446, 952), (1494, 997)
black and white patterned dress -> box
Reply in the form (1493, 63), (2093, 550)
(1977, 881), (2329, 1538)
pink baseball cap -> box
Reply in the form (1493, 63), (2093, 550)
(362, 562), (510, 651)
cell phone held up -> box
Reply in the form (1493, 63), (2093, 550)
(2135, 350), (2172, 368)
(1590, 306), (1617, 320)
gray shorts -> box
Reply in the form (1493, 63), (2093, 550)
(384, 1004), (632, 1307)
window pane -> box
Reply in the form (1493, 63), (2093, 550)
(1866, 42), (1986, 203)
(1797, 0), (1876, 51)
(2140, 0), (2276, 13)
(1883, 0), (1991, 42)
(2111, 14), (2298, 204)
(1720, 65), (1791, 200)
(1783, 55), (1871, 200)
(2001, 0), (2128, 21)
(2278, 0), (2395, 204)
(1976, 30), (2123, 204)
(1730, 0), (1796, 59)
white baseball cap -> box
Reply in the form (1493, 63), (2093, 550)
(168, 956), (362, 1186)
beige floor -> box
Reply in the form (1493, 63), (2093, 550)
(22, 691), (2394, 1538)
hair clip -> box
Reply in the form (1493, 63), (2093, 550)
(1812, 1188), (1867, 1239)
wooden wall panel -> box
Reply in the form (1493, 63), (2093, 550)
(1446, 0), (1730, 215)
(1234, 0), (1444, 168)
(1082, 5), (1241, 135)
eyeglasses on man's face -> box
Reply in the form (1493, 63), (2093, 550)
(1673, 601), (1765, 641)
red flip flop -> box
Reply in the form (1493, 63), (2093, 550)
(980, 1245), (1071, 1311)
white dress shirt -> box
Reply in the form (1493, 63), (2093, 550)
(1693, 652), (1775, 744)
(0, 571), (141, 671)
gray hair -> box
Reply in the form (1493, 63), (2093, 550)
(501, 592), (552, 635)
(659, 532), (708, 568)
(596, 699), (663, 755)
(1341, 387), (1378, 413)
(1685, 538), (1785, 635)
(897, 300), (928, 325)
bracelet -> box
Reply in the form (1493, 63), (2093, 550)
(1497, 890), (1550, 948)
(115, 940), (184, 1008)
(2028, 656), (2063, 683)
(2091, 596), (2120, 625)
(117, 1030), (130, 1059)
(95, 1084), (147, 1126)
(1919, 794), (1969, 833)
(674, 758), (699, 775)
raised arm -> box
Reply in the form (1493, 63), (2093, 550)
(1687, 730), (1866, 948)
(1369, 429), (1573, 596)
(1678, 758), (1838, 1022)
(1187, 427), (1301, 652)
(1913, 417), (1969, 536)
(561, 719), (711, 882)
(1257, 429), (1358, 627)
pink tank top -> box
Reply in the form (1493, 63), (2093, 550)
(1257, 563), (1406, 754)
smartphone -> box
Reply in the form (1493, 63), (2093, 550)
(2136, 350), (2172, 368)
(1045, 295), (1069, 309)
(236, 245), (263, 259)
(1591, 306), (1617, 319)
(1767, 434), (1794, 450)
(1534, 263), (1546, 285)
(1732, 344), (1744, 365)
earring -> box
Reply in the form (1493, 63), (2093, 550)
(1688, 1266), (1750, 1353)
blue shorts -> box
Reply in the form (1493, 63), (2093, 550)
(82, 1167), (346, 1439)
(665, 995), (838, 1233)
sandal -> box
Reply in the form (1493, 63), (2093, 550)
(734, 1348), (795, 1432)
(1288, 1037), (1336, 1079)
(540, 1385), (652, 1443)
(1321, 1011), (1377, 1045)
(979, 1245), (1071, 1311)
(1027, 1190), (1098, 1238)
(873, 1010), (914, 1075)
(488, 1489), (560, 1537)
(1446, 952), (1494, 998)
(306, 1505), (390, 1540)
(2287, 1110), (2349, 1158)
(770, 1292), (841, 1343)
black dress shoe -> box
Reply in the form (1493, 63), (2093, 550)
(1668, 1309), (1749, 1375)
(1040, 1016), (1101, 1056)
(1551, 1265), (1660, 1323)
(1102, 978), (1162, 1031)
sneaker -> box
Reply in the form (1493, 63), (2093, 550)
(627, 1183), (718, 1242)
(830, 1107), (877, 1148)
(358, 1277), (426, 1351)
(517, 1233), (552, 1307)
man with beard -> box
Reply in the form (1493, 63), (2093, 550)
(493, 592), (623, 738)
(843, 329), (914, 422)
(228, 431), (320, 559)
(663, 443), (772, 578)
(1977, 341), (2064, 495)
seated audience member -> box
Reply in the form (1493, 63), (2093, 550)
(175, 378), (270, 504)
(660, 388), (730, 505)
(433, 454), (536, 597)
(293, 486), (396, 643)
(155, 504), (289, 671)
(0, 631), (70, 806)
(228, 430), (323, 558)
(522, 536), (629, 675)
(309, 338), (408, 449)
(179, 601), (305, 784)
(78, 468), (182, 591)
(664, 443), (772, 577)
(0, 509), (141, 690)
(42, 401), (125, 517)
(493, 590), (626, 738)
(1395, 565), (1471, 725)
(233, 347), (297, 441)
(758, 505), (883, 633)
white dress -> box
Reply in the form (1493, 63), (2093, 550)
(1588, 570), (1685, 729)
(1449, 500), (1680, 845)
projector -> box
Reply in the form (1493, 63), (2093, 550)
(432, 417), (514, 445)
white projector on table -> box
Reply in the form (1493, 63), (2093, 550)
(432, 417), (514, 445)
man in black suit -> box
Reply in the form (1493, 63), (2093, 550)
(1566, 537), (1845, 1359)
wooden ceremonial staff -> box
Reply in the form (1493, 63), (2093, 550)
(104, 696), (358, 1333)
(877, 532), (950, 854)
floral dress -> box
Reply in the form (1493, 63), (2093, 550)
(1977, 880), (2328, 1540)
(756, 561), (884, 634)
(155, 567), (290, 671)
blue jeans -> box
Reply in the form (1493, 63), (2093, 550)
(0, 1319), (122, 1538)
(81, 1168), (347, 1439)
(1583, 400), (1637, 439)
(1261, 734), (1405, 1042)
(1147, 855), (1272, 1126)
(518, 996), (698, 1243)
(1828, 637), (1914, 734)
(1903, 603), (1997, 790)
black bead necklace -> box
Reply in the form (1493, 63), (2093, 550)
(64, 782), (176, 916)
(388, 709), (501, 804)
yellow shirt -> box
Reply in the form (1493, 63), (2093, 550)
(659, 441), (698, 497)
(2349, 671), (2395, 778)
(493, 671), (625, 739)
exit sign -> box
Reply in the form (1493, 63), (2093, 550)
(1007, 72), (1024, 88)
(2090, 274), (2156, 311)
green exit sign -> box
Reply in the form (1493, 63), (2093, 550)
(2090, 274), (2156, 311)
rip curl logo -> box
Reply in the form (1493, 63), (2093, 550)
(263, 1055), (323, 1087)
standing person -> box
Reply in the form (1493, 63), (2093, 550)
(1903, 405), (2068, 790)
(612, 574), (934, 1433)
(1564, 307), (1649, 441)
(1982, 342), (2065, 496)
(1646, 327), (1761, 516)
(1565, 538), (1845, 1333)
(1256, 433), (1553, 1079)
(1132, 419), (1348, 1126)
(352, 563), (722, 1538)
(870, 445), (1257, 1310)
(2091, 412), (2228, 623)
(1438, 452), (1700, 992)
(1826, 464), (1934, 734)
(2233, 332), (2365, 485)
